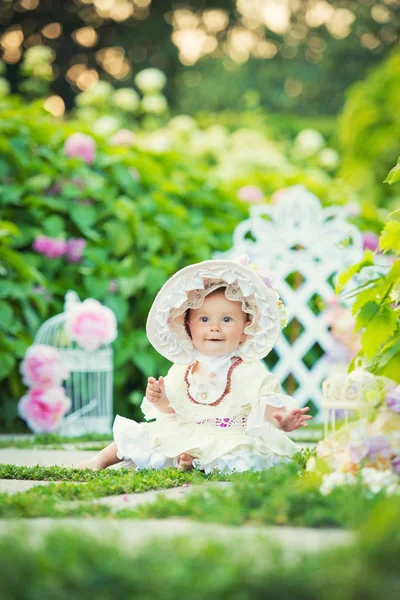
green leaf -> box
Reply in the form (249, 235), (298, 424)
(25, 174), (52, 192)
(384, 161), (400, 185)
(335, 250), (375, 293)
(103, 295), (128, 322)
(131, 352), (157, 377)
(391, 280), (400, 304)
(0, 220), (20, 239)
(379, 353), (400, 383)
(352, 283), (387, 315)
(42, 215), (65, 237)
(70, 203), (97, 231)
(0, 301), (13, 330)
(355, 301), (379, 330)
(103, 221), (133, 257)
(361, 306), (398, 358)
(83, 276), (110, 299)
(380, 221), (400, 254)
(111, 164), (138, 195)
(0, 247), (41, 280)
(0, 351), (15, 379)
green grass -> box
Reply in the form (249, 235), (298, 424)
(115, 462), (386, 530)
(0, 466), (225, 518)
(0, 448), (388, 529)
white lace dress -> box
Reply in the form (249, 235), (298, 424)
(113, 360), (299, 474)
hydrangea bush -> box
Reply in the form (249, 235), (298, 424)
(0, 95), (247, 430)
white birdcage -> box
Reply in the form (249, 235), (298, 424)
(34, 291), (114, 436)
(215, 185), (365, 420)
(321, 361), (389, 437)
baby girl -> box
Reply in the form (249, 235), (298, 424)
(79, 259), (311, 473)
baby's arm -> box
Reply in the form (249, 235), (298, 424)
(146, 376), (175, 414)
(264, 405), (312, 432)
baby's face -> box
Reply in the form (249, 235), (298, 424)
(188, 290), (250, 357)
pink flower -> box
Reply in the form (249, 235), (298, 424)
(64, 133), (96, 164)
(237, 185), (264, 204)
(386, 385), (400, 414)
(33, 236), (67, 259)
(20, 345), (68, 388)
(66, 238), (86, 263)
(362, 231), (379, 252)
(344, 202), (361, 217)
(18, 386), (71, 433)
(324, 298), (361, 358)
(65, 298), (118, 351)
(270, 189), (288, 204)
(110, 129), (135, 146)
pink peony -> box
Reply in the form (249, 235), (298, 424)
(33, 235), (67, 259)
(18, 386), (71, 433)
(64, 133), (96, 164)
(65, 298), (117, 351)
(66, 238), (86, 263)
(237, 185), (264, 204)
(362, 231), (379, 252)
(20, 345), (68, 388)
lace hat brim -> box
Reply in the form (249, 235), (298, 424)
(146, 259), (282, 364)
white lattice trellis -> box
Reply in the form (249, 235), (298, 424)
(215, 185), (364, 419)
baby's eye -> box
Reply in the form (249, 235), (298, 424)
(223, 317), (231, 323)
(200, 316), (208, 323)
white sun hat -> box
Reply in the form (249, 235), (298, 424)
(146, 258), (286, 364)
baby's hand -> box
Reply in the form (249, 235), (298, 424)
(273, 407), (312, 432)
(146, 376), (168, 404)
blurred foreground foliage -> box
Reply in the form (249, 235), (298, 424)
(0, 493), (399, 599)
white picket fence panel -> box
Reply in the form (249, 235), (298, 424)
(215, 185), (364, 419)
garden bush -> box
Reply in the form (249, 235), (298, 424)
(338, 51), (400, 210)
(0, 95), (248, 430)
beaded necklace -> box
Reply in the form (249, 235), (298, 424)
(184, 357), (243, 406)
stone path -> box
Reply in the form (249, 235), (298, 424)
(0, 448), (95, 468)
(0, 442), (354, 557)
